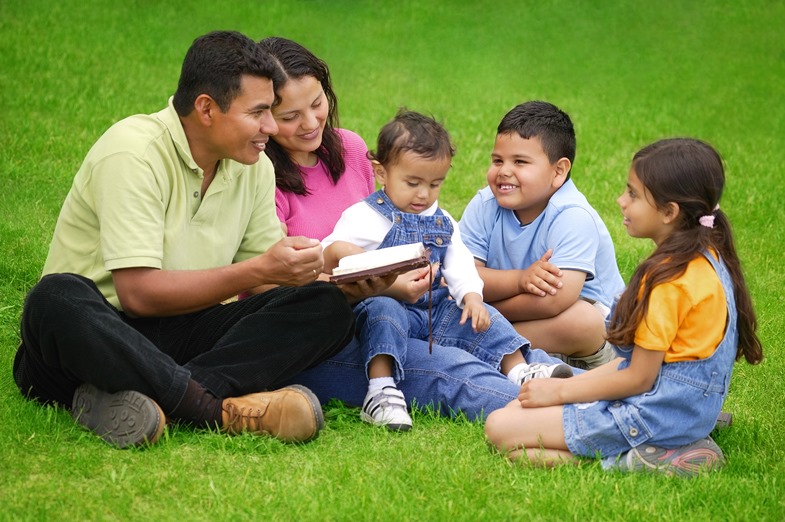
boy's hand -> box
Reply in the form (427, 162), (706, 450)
(519, 249), (563, 297)
(459, 293), (490, 332)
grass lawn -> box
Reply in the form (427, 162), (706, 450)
(1, 0), (784, 520)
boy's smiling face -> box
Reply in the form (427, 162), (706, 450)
(486, 133), (569, 225)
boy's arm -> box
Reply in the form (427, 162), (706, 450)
(476, 249), (562, 302)
(486, 268), (587, 321)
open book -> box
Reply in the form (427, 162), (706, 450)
(328, 243), (431, 284)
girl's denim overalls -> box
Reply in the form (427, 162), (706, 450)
(563, 251), (738, 460)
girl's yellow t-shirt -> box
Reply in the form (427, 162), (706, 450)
(634, 254), (727, 362)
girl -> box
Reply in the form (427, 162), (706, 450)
(484, 138), (763, 476)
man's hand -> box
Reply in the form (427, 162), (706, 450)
(519, 249), (563, 297)
(255, 236), (324, 287)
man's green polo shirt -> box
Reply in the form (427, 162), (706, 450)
(43, 99), (284, 310)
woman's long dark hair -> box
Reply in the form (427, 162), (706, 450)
(258, 37), (344, 195)
(607, 138), (762, 364)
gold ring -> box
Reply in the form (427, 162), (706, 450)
(313, 269), (317, 276)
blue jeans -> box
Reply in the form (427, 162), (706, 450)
(282, 314), (567, 421)
(280, 336), (519, 421)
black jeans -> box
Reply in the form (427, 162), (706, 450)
(13, 273), (354, 412)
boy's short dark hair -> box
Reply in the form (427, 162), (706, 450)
(173, 31), (283, 116)
(497, 101), (576, 166)
(370, 108), (456, 167)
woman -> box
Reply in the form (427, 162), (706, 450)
(260, 36), (534, 419)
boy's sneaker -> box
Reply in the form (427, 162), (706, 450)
(361, 386), (412, 432)
(71, 383), (166, 449)
(222, 385), (324, 443)
(515, 363), (574, 386)
(612, 436), (725, 477)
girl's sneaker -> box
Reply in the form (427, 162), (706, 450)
(612, 436), (725, 477)
(361, 386), (412, 432)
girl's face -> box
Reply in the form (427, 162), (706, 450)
(617, 168), (676, 245)
(374, 151), (450, 214)
(271, 75), (329, 166)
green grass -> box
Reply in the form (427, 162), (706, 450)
(1, 0), (784, 520)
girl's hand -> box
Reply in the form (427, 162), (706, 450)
(519, 249), (563, 297)
(517, 378), (566, 408)
(459, 293), (490, 332)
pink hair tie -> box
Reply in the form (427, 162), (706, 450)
(699, 214), (715, 228)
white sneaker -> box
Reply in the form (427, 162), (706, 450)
(515, 363), (573, 386)
(361, 386), (412, 432)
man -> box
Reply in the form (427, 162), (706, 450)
(13, 31), (357, 448)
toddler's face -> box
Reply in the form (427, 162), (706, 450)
(375, 151), (450, 214)
(487, 133), (565, 224)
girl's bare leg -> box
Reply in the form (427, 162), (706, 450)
(485, 403), (575, 466)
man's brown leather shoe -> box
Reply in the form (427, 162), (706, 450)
(221, 385), (324, 443)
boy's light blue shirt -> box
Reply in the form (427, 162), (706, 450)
(459, 179), (624, 308)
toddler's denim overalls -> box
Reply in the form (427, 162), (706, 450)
(563, 251), (738, 462)
(353, 190), (529, 382)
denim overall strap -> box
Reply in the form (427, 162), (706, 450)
(363, 189), (453, 289)
(362, 189), (454, 352)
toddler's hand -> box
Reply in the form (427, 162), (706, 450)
(519, 249), (562, 296)
(383, 265), (435, 303)
(459, 293), (490, 332)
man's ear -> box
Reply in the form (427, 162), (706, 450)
(193, 94), (218, 126)
(662, 202), (680, 224)
(371, 160), (386, 186)
(552, 157), (571, 189)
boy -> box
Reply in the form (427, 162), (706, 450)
(459, 101), (625, 369)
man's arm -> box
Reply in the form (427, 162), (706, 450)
(113, 236), (323, 317)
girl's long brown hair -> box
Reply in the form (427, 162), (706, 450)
(606, 138), (762, 364)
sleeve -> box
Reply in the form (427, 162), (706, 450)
(321, 203), (388, 251)
(93, 152), (166, 270)
(545, 206), (600, 280)
(441, 210), (484, 306)
(634, 282), (684, 352)
(275, 187), (290, 224)
(457, 191), (491, 264)
(235, 158), (285, 261)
